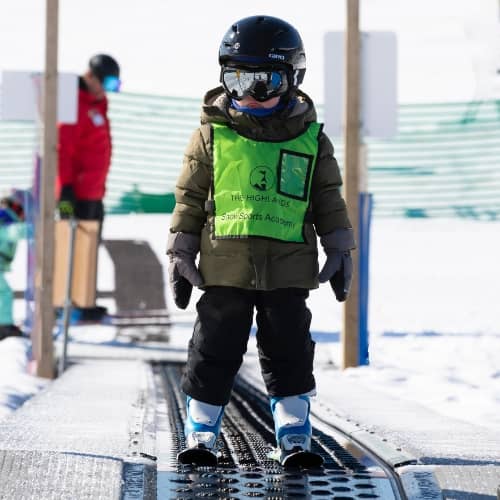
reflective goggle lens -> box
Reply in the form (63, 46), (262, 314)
(222, 68), (288, 100)
(102, 75), (121, 92)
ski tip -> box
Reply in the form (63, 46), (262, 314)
(177, 447), (218, 467)
(268, 448), (324, 468)
(282, 450), (324, 469)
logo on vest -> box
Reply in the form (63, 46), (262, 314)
(250, 166), (275, 192)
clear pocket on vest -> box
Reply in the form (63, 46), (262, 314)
(277, 149), (314, 201)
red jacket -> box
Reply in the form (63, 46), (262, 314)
(56, 80), (112, 200)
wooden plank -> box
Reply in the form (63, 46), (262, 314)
(33, 0), (58, 379)
(342, 0), (361, 369)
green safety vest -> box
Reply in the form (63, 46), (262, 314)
(212, 122), (322, 243)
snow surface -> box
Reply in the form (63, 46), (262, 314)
(1, 214), (499, 433)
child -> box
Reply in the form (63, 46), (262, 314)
(0, 191), (25, 341)
(167, 15), (355, 462)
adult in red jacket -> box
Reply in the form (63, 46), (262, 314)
(55, 54), (120, 321)
(56, 54), (120, 221)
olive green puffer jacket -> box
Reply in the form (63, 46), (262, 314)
(169, 87), (351, 290)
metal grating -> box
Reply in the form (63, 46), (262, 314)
(154, 362), (400, 499)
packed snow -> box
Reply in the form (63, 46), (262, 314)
(1, 214), (499, 433)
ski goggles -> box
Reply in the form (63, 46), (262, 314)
(102, 75), (121, 93)
(221, 67), (289, 101)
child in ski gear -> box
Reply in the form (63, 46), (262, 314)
(0, 191), (25, 341)
(167, 15), (355, 459)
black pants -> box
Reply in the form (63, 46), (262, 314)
(181, 286), (316, 406)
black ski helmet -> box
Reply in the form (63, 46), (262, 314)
(219, 15), (306, 88)
(89, 54), (120, 83)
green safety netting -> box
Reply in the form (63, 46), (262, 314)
(1, 93), (499, 220)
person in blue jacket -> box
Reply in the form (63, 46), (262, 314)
(0, 191), (25, 340)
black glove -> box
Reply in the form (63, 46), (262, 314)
(327, 251), (353, 302)
(166, 232), (203, 309)
(169, 267), (195, 310)
(319, 228), (356, 302)
(58, 185), (76, 219)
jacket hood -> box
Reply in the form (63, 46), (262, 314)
(200, 87), (318, 141)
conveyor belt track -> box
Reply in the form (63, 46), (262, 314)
(155, 362), (405, 499)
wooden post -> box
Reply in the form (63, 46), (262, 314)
(342, 0), (361, 369)
(33, 0), (58, 378)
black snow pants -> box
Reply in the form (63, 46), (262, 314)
(181, 286), (316, 406)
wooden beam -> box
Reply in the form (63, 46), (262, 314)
(33, 0), (58, 379)
(342, 0), (361, 369)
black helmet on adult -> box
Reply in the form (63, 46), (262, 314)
(89, 54), (120, 83)
(219, 15), (306, 90)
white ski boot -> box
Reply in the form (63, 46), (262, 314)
(178, 397), (224, 465)
(271, 395), (312, 451)
(269, 394), (323, 467)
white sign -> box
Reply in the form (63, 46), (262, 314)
(324, 31), (398, 139)
(0, 71), (78, 123)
